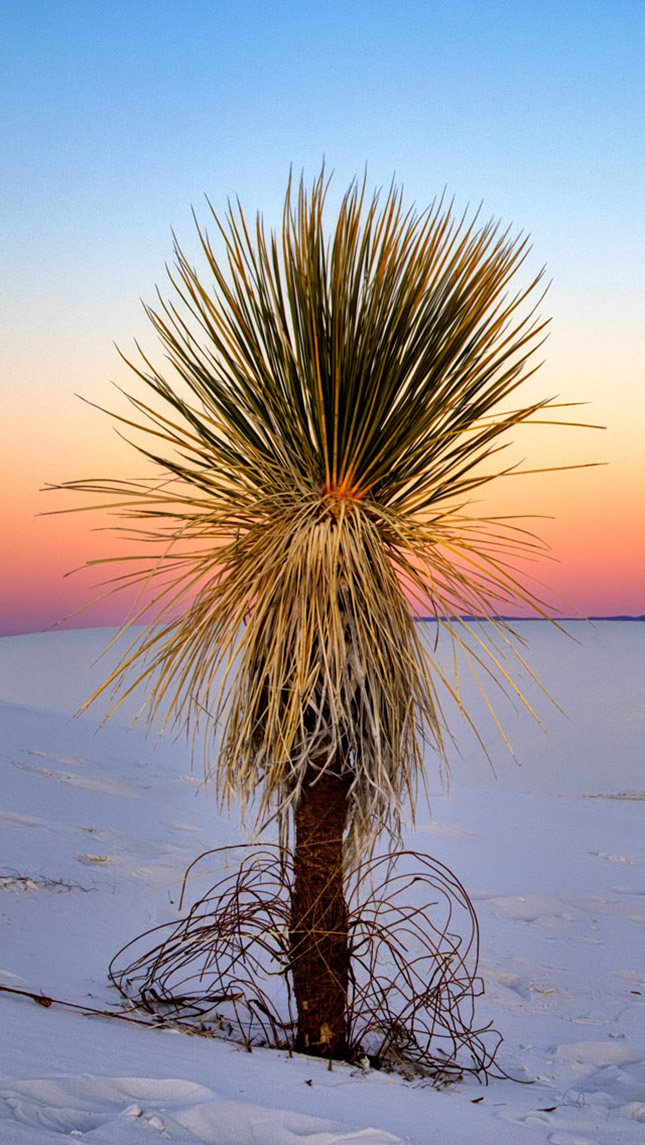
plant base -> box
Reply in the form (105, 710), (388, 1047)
(110, 845), (502, 1084)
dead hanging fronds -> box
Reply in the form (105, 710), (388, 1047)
(109, 845), (502, 1084)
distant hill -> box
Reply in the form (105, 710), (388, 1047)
(416, 614), (645, 622)
(586, 615), (645, 621)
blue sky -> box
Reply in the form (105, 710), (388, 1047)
(5, 1), (645, 338)
(4, 1), (644, 301)
(1, 0), (644, 631)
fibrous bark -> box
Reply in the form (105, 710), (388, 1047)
(290, 764), (351, 1059)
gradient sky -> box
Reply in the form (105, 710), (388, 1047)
(1, 0), (644, 635)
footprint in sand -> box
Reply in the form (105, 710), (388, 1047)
(587, 791), (645, 802)
(12, 757), (138, 798)
(22, 749), (90, 768)
(0, 871), (87, 893)
(591, 851), (633, 865)
(160, 820), (201, 833)
(614, 970), (645, 985)
(486, 894), (561, 923)
(556, 1040), (643, 1067)
(547, 1135), (595, 1145)
(621, 1103), (645, 1122)
(480, 966), (531, 999)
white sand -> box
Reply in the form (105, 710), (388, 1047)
(1, 621), (644, 1143)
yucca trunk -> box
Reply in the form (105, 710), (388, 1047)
(290, 764), (351, 1059)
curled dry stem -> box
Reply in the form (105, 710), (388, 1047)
(109, 845), (502, 1084)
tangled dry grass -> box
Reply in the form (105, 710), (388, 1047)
(109, 845), (502, 1084)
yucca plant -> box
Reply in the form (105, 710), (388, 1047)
(57, 169), (579, 1060)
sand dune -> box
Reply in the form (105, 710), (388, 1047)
(1, 622), (644, 1143)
